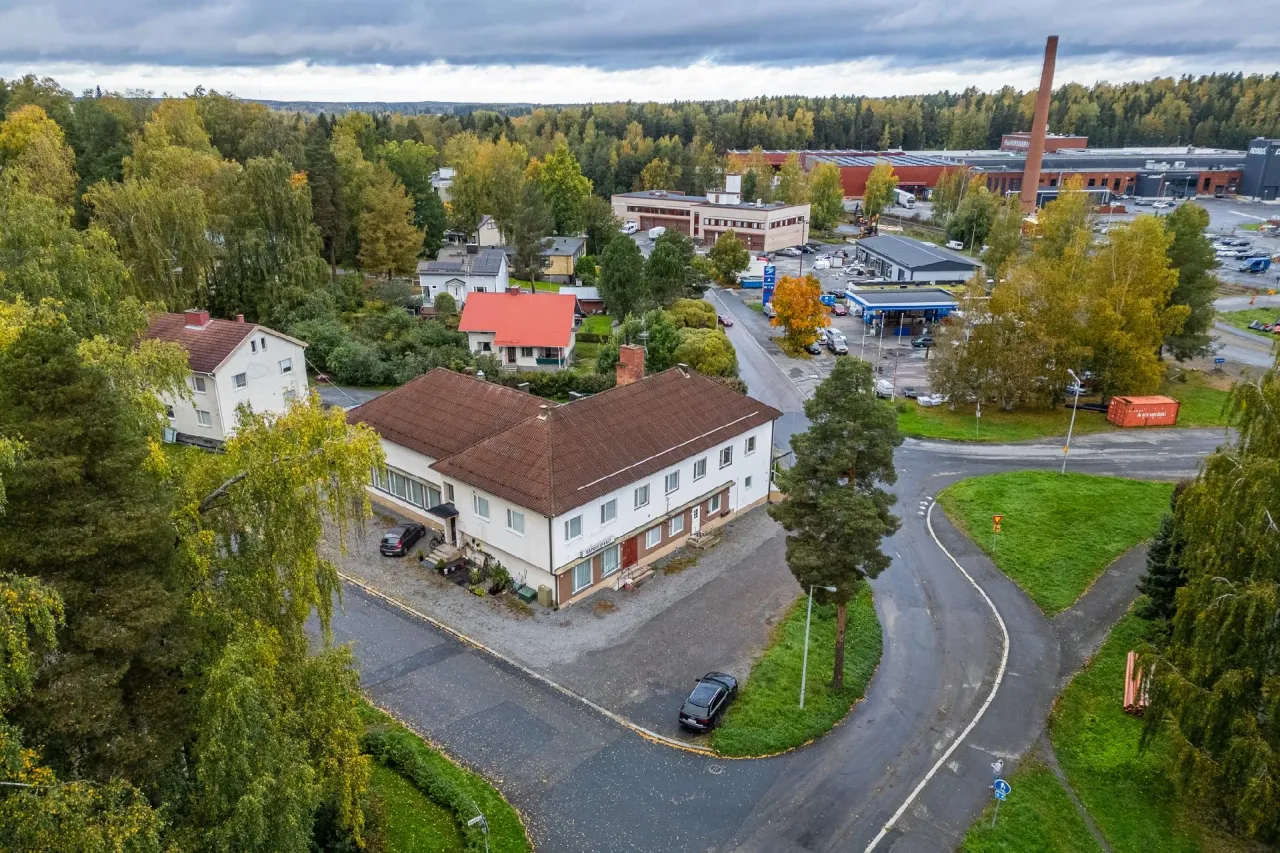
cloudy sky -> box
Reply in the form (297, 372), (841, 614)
(1, 0), (1276, 102)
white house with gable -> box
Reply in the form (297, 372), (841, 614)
(145, 309), (308, 447)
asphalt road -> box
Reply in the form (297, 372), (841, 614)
(328, 296), (1227, 852)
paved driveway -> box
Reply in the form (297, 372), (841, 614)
(329, 506), (802, 740)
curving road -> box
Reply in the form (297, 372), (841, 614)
(329, 293), (1228, 852)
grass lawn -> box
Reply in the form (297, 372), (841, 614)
(370, 764), (462, 853)
(747, 300), (764, 313)
(898, 370), (1231, 442)
(1049, 613), (1254, 853)
(937, 472), (1172, 614)
(580, 315), (613, 336)
(1218, 307), (1280, 338)
(960, 758), (1104, 853)
(361, 704), (530, 853)
(573, 341), (601, 372)
(509, 277), (561, 293)
(710, 586), (881, 757)
(1239, 222), (1261, 231)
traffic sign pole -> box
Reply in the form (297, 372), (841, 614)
(991, 778), (1011, 827)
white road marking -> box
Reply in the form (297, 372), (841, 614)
(1229, 209), (1267, 221)
(863, 501), (1011, 852)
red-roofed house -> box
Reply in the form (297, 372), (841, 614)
(146, 309), (308, 447)
(459, 290), (577, 371)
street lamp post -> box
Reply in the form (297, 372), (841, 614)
(799, 584), (838, 709)
(1062, 368), (1082, 475)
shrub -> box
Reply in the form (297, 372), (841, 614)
(362, 729), (488, 853)
(288, 318), (352, 373)
(668, 298), (717, 329)
(574, 332), (611, 344)
(327, 339), (388, 386)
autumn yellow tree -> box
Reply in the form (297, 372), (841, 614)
(771, 273), (829, 354)
(0, 105), (78, 206)
(862, 159), (899, 219)
(358, 171), (425, 279)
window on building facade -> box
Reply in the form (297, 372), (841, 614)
(507, 508), (525, 534)
(719, 446), (733, 468)
(602, 544), (620, 576)
(693, 457), (707, 480)
(279, 358), (293, 374)
(197, 409), (213, 427)
(541, 348), (559, 359)
(634, 484), (650, 508)
(444, 483), (455, 502)
(645, 526), (662, 548)
(665, 471), (679, 494)
(745, 476), (753, 490)
(669, 514), (685, 536)
(745, 435), (756, 455)
(600, 499), (617, 524)
(193, 376), (206, 393)
(260, 337), (267, 351)
(283, 387), (297, 402)
(709, 493), (722, 514)
(480, 342), (492, 352)
(521, 347), (534, 358)
(565, 515), (582, 540)
(473, 494), (489, 520)
(165, 405), (175, 419)
(233, 372), (247, 389)
(250, 340), (257, 353)
(573, 561), (591, 593)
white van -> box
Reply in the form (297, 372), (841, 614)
(945, 240), (964, 251)
(648, 226), (667, 240)
(875, 379), (894, 398)
(621, 220), (639, 235)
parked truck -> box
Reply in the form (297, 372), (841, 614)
(1238, 256), (1273, 274)
(894, 189), (916, 208)
(647, 226), (666, 240)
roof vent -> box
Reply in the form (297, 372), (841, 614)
(517, 382), (531, 392)
(537, 403), (551, 421)
(676, 363), (690, 376)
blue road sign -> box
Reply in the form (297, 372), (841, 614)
(994, 779), (1011, 801)
(1215, 357), (1226, 365)
(763, 264), (776, 286)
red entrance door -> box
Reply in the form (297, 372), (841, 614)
(621, 536), (638, 568)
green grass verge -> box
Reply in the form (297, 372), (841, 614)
(370, 764), (463, 853)
(937, 472), (1172, 614)
(1239, 222), (1261, 231)
(747, 301), (764, 314)
(710, 586), (881, 757)
(573, 341), (602, 373)
(509, 277), (561, 293)
(1049, 613), (1254, 853)
(1218, 307), (1280, 338)
(361, 703), (530, 853)
(898, 371), (1231, 441)
(580, 315), (613, 336)
(960, 759), (1104, 853)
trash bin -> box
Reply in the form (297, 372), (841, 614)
(536, 585), (553, 608)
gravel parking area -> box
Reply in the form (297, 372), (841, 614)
(325, 504), (801, 736)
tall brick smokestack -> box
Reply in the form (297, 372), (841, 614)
(1019, 35), (1059, 214)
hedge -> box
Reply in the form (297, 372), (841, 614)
(363, 728), (488, 852)
(574, 332), (611, 344)
(487, 369), (616, 398)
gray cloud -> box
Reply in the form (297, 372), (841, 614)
(0, 0), (1274, 72)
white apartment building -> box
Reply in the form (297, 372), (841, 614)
(348, 352), (779, 606)
(145, 309), (308, 447)
(611, 189), (810, 252)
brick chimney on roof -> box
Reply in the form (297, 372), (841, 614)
(183, 308), (211, 329)
(616, 344), (645, 387)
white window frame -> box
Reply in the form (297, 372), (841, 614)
(709, 493), (722, 514)
(506, 508), (525, 535)
(572, 561), (592, 593)
(664, 471), (679, 494)
(165, 405), (175, 420)
(196, 409), (213, 428)
(693, 457), (707, 481)
(669, 514), (685, 536)
(719, 446), (733, 468)
(473, 494), (489, 520)
(745, 476), (753, 490)
(602, 545), (620, 577)
(444, 483), (455, 503)
(259, 336), (267, 351)
(634, 484), (650, 509)
(565, 515), (583, 541)
(193, 375), (207, 393)
(745, 435), (757, 456)
(645, 526), (662, 549)
(600, 499), (617, 525)
(233, 372), (248, 390)
(250, 339), (257, 353)
(279, 357), (293, 374)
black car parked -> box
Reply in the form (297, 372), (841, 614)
(678, 672), (739, 731)
(911, 335), (935, 348)
(380, 522), (428, 557)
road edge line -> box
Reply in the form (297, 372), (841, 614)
(707, 288), (807, 395)
(862, 501), (1011, 852)
(337, 572), (718, 757)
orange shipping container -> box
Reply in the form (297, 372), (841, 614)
(1106, 395), (1180, 428)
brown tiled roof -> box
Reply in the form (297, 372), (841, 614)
(145, 313), (256, 373)
(431, 369), (780, 517)
(346, 368), (548, 462)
